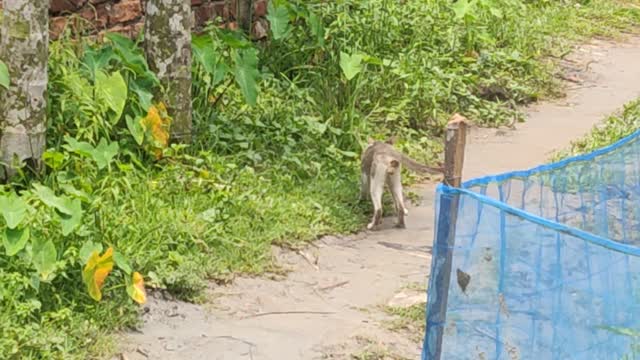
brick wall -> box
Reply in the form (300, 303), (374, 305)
(0, 0), (269, 39)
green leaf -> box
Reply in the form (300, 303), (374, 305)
(32, 183), (74, 215)
(114, 251), (132, 275)
(362, 54), (384, 66)
(219, 30), (252, 49)
(452, 0), (476, 20)
(95, 70), (128, 124)
(82, 45), (115, 80)
(105, 33), (155, 81)
(340, 52), (363, 81)
(308, 12), (325, 46)
(58, 198), (83, 236)
(126, 115), (145, 145)
(3, 227), (30, 256)
(30, 274), (40, 292)
(0, 194), (28, 229)
(214, 63), (230, 86)
(193, 36), (229, 86)
(267, 1), (290, 40)
(43, 150), (66, 171)
(79, 241), (103, 265)
(234, 49), (261, 106)
(63, 136), (95, 157)
(32, 238), (57, 280)
(92, 138), (120, 170)
(0, 60), (9, 89)
(130, 80), (154, 111)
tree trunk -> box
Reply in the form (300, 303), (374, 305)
(237, 0), (253, 34)
(144, 0), (193, 144)
(0, 0), (49, 179)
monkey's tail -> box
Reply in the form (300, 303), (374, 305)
(399, 153), (443, 174)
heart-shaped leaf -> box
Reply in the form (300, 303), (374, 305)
(95, 70), (127, 124)
(114, 251), (132, 275)
(58, 198), (83, 236)
(63, 136), (94, 157)
(79, 241), (103, 265)
(32, 238), (57, 280)
(0, 194), (28, 229)
(452, 0), (476, 20)
(307, 12), (325, 46)
(126, 271), (147, 304)
(267, 1), (290, 40)
(233, 49), (260, 106)
(192, 35), (227, 86)
(126, 115), (145, 145)
(340, 52), (363, 81)
(92, 138), (119, 170)
(130, 80), (154, 111)
(82, 247), (114, 301)
(32, 184), (74, 215)
(3, 227), (30, 256)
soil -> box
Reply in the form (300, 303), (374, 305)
(115, 36), (640, 360)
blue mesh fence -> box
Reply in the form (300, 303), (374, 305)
(423, 130), (640, 360)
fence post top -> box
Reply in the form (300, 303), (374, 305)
(447, 113), (469, 129)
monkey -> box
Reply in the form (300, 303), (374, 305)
(359, 137), (443, 230)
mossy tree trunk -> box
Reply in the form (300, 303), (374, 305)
(144, 0), (193, 144)
(0, 0), (49, 180)
(237, 0), (253, 34)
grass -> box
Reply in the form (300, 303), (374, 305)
(383, 304), (426, 343)
(554, 98), (640, 159)
(0, 0), (640, 359)
(349, 336), (411, 360)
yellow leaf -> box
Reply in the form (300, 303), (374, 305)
(139, 102), (172, 159)
(82, 247), (114, 301)
(127, 271), (147, 304)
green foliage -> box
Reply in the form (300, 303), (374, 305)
(233, 48), (261, 106)
(0, 60), (9, 89)
(554, 99), (640, 160)
(340, 52), (364, 81)
(267, 0), (291, 40)
(0, 0), (639, 358)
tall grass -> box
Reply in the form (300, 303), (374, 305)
(0, 0), (638, 358)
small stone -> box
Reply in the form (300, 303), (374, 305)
(387, 290), (426, 308)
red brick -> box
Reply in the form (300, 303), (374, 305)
(78, 3), (110, 30)
(254, 0), (267, 17)
(191, 0), (204, 6)
(49, 16), (68, 39)
(194, 3), (217, 26)
(110, 0), (142, 25)
(50, 0), (87, 14)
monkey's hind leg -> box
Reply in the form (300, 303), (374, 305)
(389, 170), (407, 229)
(367, 166), (385, 230)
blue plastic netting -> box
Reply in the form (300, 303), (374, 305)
(423, 130), (640, 360)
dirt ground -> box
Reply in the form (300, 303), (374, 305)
(115, 36), (640, 360)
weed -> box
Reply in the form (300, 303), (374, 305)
(383, 304), (427, 343)
(554, 98), (640, 159)
(0, 0), (639, 358)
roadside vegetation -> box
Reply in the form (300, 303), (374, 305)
(0, 0), (639, 358)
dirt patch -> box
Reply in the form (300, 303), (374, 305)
(115, 36), (640, 360)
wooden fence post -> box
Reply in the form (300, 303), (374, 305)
(424, 114), (468, 359)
